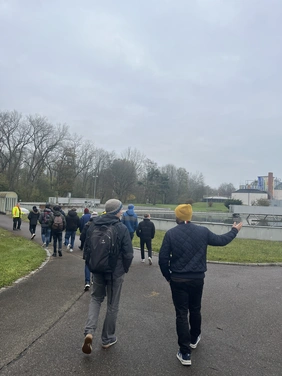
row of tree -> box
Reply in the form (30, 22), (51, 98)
(0, 110), (236, 204)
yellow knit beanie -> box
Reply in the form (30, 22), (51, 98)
(175, 204), (193, 222)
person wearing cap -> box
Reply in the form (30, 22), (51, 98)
(121, 204), (138, 240)
(64, 207), (80, 252)
(82, 199), (133, 354)
(28, 206), (40, 240)
(159, 204), (243, 367)
(136, 213), (155, 264)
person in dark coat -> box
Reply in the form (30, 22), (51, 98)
(49, 205), (66, 257)
(79, 208), (91, 250)
(80, 211), (98, 291)
(64, 207), (80, 252)
(28, 206), (40, 240)
(82, 199), (133, 355)
(159, 204), (243, 367)
(136, 213), (155, 265)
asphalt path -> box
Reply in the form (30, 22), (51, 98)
(0, 214), (281, 376)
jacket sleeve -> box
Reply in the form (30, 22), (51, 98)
(120, 226), (133, 273)
(208, 228), (238, 246)
(158, 232), (171, 281)
(136, 223), (141, 237)
(151, 222), (155, 239)
(28, 212), (31, 220)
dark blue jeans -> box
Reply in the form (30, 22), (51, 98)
(170, 278), (204, 354)
(52, 232), (63, 253)
(64, 230), (76, 248)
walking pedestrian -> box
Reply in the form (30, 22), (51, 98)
(39, 203), (53, 249)
(64, 207), (80, 252)
(121, 204), (138, 240)
(82, 199), (133, 354)
(136, 213), (155, 264)
(28, 206), (40, 239)
(79, 208), (91, 250)
(159, 203), (242, 366)
(49, 205), (66, 257)
(80, 211), (98, 291)
(12, 202), (22, 230)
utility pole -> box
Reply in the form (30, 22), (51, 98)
(93, 175), (98, 207)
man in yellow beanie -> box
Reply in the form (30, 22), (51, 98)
(159, 204), (242, 366)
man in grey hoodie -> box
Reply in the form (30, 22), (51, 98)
(82, 199), (133, 354)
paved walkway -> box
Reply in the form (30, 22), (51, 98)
(0, 215), (281, 376)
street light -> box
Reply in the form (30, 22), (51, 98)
(93, 175), (98, 207)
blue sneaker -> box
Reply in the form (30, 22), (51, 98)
(176, 351), (191, 366)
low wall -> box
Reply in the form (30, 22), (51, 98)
(144, 217), (282, 241)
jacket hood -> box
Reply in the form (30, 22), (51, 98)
(53, 210), (62, 216)
(126, 208), (135, 216)
(32, 209), (39, 213)
(68, 210), (78, 217)
(94, 213), (120, 226)
(44, 208), (52, 213)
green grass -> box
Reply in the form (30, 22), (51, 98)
(133, 230), (282, 263)
(134, 202), (228, 212)
(0, 228), (46, 288)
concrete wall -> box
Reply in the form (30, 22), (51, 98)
(145, 217), (282, 241)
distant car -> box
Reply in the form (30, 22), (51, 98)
(20, 207), (29, 214)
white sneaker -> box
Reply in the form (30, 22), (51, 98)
(67, 244), (71, 250)
(141, 259), (145, 263)
(148, 257), (152, 265)
(70, 248), (73, 252)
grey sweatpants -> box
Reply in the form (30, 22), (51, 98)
(84, 273), (124, 346)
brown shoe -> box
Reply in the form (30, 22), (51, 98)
(82, 334), (93, 354)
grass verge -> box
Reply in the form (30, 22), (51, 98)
(132, 230), (282, 263)
(0, 228), (46, 288)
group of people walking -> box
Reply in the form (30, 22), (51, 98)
(12, 199), (242, 367)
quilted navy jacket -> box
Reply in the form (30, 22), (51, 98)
(159, 222), (239, 281)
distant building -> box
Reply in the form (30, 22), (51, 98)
(232, 189), (268, 206)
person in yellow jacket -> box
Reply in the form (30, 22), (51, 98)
(12, 202), (22, 230)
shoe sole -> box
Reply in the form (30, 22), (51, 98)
(148, 258), (152, 265)
(176, 353), (191, 366)
(102, 339), (117, 349)
(190, 336), (201, 349)
(82, 335), (93, 354)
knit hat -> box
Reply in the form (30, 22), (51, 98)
(128, 204), (134, 209)
(53, 205), (60, 211)
(105, 199), (123, 215)
(91, 211), (98, 217)
(32, 206), (37, 210)
(45, 203), (50, 208)
(84, 208), (90, 214)
(175, 204), (193, 222)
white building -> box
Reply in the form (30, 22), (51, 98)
(231, 189), (268, 206)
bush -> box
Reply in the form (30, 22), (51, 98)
(224, 199), (243, 209)
(255, 198), (270, 206)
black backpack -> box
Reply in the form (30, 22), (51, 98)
(85, 222), (119, 274)
(52, 215), (64, 231)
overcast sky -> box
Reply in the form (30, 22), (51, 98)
(1, 0), (281, 188)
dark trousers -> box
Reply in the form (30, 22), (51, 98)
(13, 217), (21, 230)
(140, 238), (152, 259)
(170, 278), (204, 354)
(52, 232), (63, 253)
(29, 224), (37, 235)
